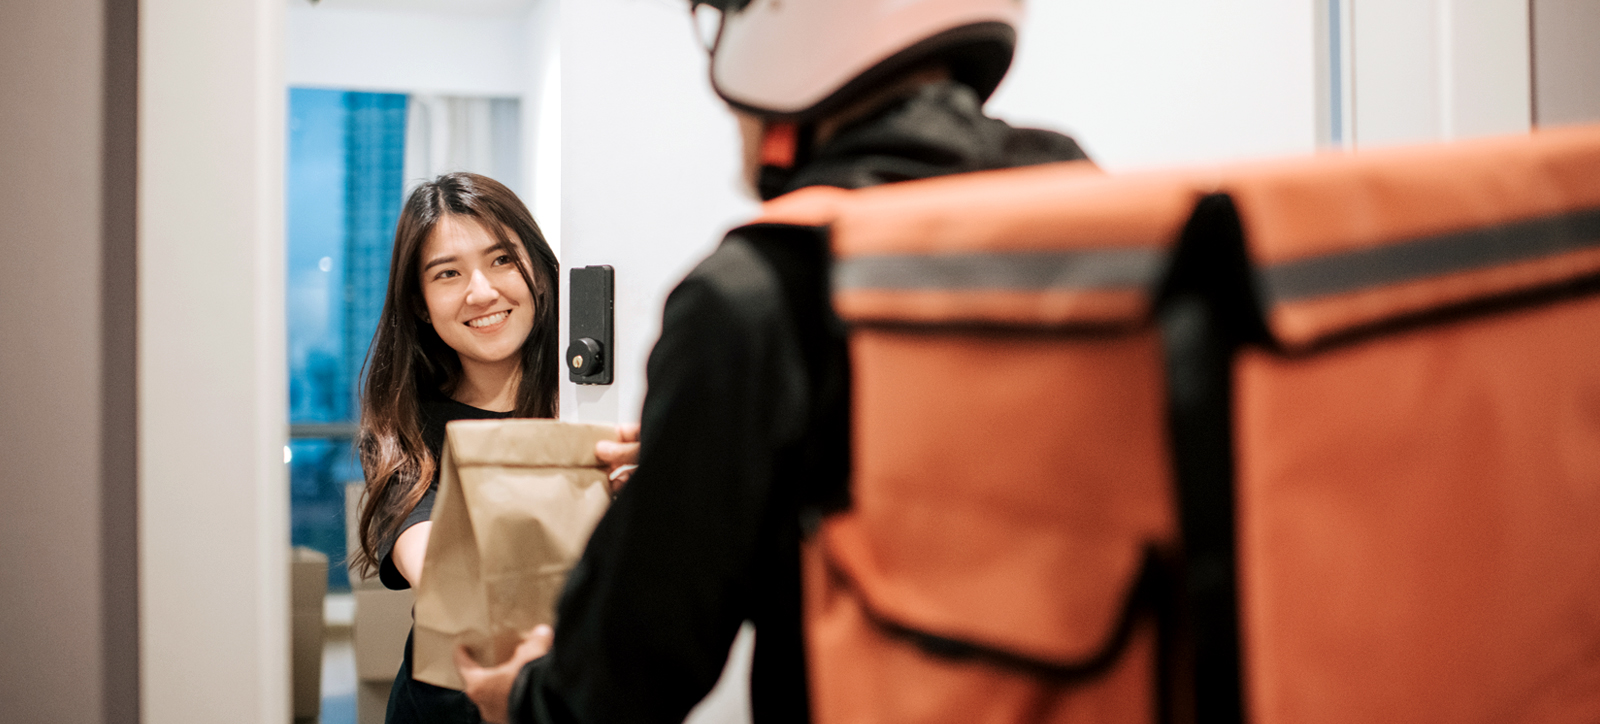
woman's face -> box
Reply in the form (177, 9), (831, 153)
(417, 215), (537, 370)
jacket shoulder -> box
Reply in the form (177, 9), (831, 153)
(671, 225), (815, 324)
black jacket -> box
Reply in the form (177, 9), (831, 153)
(511, 81), (1089, 724)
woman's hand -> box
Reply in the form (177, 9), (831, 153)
(596, 423), (640, 493)
(455, 624), (553, 724)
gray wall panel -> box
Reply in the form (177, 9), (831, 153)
(0, 1), (139, 722)
(1533, 0), (1600, 126)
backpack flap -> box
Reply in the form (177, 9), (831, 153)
(816, 164), (1194, 697)
(1224, 125), (1600, 351)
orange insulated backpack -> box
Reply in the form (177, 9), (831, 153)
(759, 125), (1600, 724)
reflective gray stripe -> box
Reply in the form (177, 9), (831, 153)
(1262, 206), (1600, 304)
(833, 248), (1165, 292)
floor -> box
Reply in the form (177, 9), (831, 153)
(320, 594), (358, 724)
(311, 594), (754, 724)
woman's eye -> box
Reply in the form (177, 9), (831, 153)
(434, 269), (459, 280)
(493, 254), (514, 266)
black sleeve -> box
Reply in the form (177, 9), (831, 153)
(512, 240), (808, 723)
(376, 486), (436, 590)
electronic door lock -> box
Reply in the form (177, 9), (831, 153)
(567, 265), (614, 385)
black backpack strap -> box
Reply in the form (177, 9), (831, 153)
(730, 222), (854, 521)
(1157, 193), (1269, 724)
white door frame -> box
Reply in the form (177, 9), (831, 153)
(139, 0), (290, 721)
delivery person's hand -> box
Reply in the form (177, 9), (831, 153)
(454, 624), (553, 724)
(596, 423), (640, 492)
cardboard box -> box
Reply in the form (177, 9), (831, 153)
(359, 680), (391, 724)
(290, 547), (328, 720)
(354, 586), (415, 683)
(346, 481), (381, 591)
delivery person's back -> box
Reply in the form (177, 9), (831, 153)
(501, 1), (1088, 722)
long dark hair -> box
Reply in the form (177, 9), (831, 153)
(353, 172), (559, 577)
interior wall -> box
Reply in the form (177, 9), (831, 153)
(1351, 0), (1531, 146)
(0, 1), (139, 722)
(528, 0), (562, 254)
(1444, 0), (1531, 139)
(1532, 0), (1600, 127)
(140, 0), (289, 721)
(285, 0), (532, 96)
(557, 0), (756, 429)
(989, 0), (1321, 170)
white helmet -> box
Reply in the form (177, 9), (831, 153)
(693, 0), (1024, 122)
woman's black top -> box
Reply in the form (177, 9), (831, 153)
(372, 397), (515, 724)
(374, 397), (514, 591)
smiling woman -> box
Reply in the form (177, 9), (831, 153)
(418, 214), (541, 410)
(351, 172), (560, 723)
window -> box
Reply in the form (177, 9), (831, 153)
(287, 88), (408, 591)
(287, 87), (522, 591)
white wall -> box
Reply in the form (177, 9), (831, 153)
(990, 0), (1322, 170)
(988, 0), (1537, 163)
(988, 0), (1535, 161)
(140, 0), (289, 721)
(286, 0), (533, 97)
(558, 0), (757, 429)
(528, 0), (563, 253)
(1350, 0), (1531, 146)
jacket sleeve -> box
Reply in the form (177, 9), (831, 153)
(512, 241), (808, 723)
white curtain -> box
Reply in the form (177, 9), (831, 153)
(404, 95), (523, 196)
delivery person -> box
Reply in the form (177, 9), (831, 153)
(456, 1), (1090, 721)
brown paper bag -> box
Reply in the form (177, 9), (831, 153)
(411, 418), (618, 690)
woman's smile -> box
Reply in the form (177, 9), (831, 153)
(467, 309), (512, 330)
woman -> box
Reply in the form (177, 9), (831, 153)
(352, 172), (634, 723)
